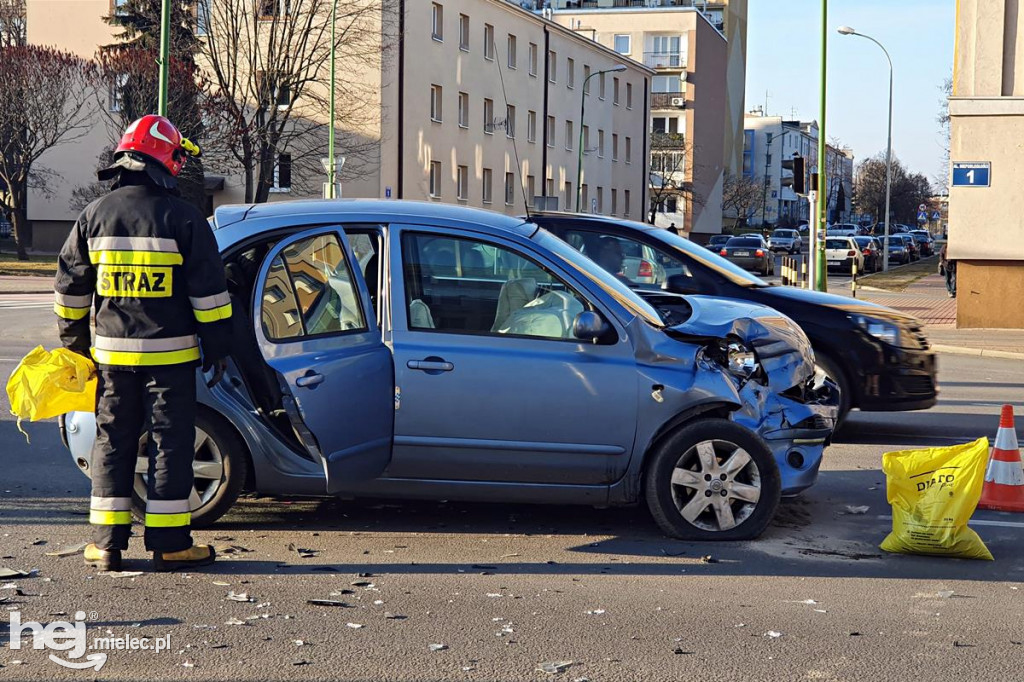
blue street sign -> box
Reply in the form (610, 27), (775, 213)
(931, 211), (941, 220)
(917, 211), (929, 223)
(952, 162), (990, 187)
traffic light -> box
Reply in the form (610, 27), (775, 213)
(781, 154), (805, 195)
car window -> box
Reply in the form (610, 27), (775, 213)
(401, 231), (590, 341)
(562, 229), (692, 288)
(825, 238), (851, 250)
(771, 230), (794, 238)
(726, 238), (762, 248)
(261, 232), (367, 341)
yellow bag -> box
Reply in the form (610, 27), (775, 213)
(6, 346), (97, 428)
(880, 437), (993, 560)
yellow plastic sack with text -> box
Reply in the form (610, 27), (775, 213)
(6, 346), (97, 426)
(880, 437), (993, 560)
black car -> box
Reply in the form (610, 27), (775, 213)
(706, 234), (732, 251)
(909, 230), (935, 257)
(530, 213), (938, 423)
(852, 236), (883, 273)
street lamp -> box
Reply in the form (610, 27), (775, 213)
(325, 0), (339, 199)
(838, 25), (894, 271)
(576, 64), (627, 213)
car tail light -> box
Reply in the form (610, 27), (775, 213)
(755, 249), (765, 258)
(847, 250), (856, 257)
(720, 249), (728, 256)
(637, 259), (653, 279)
(863, 249), (872, 255)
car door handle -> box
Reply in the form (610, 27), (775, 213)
(295, 371), (325, 388)
(407, 359), (454, 372)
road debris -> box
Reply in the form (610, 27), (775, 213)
(537, 661), (574, 674)
(913, 590), (956, 599)
(346, 623), (364, 629)
(384, 612), (406, 620)
(224, 618), (247, 626)
(226, 591), (252, 602)
(764, 631), (783, 638)
(699, 555), (718, 564)
(100, 571), (143, 578)
(585, 609), (605, 615)
(44, 542), (88, 557)
(293, 640), (309, 646)
(843, 505), (870, 515)
(307, 599), (352, 608)
(287, 543), (319, 559)
(0, 568), (30, 579)
(351, 580), (374, 587)
(429, 643), (448, 652)
(212, 581), (231, 586)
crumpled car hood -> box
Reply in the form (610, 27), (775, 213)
(665, 295), (816, 392)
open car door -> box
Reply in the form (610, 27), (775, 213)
(254, 226), (393, 492)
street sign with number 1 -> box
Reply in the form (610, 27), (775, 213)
(952, 162), (991, 187)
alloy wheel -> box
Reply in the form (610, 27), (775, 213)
(668, 439), (762, 532)
(134, 426), (225, 510)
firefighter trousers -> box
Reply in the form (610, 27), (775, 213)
(89, 366), (197, 553)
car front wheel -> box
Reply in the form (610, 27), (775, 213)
(644, 419), (781, 541)
(131, 411), (249, 528)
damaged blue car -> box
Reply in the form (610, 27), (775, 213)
(62, 200), (838, 541)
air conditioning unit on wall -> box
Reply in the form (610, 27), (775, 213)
(670, 97), (685, 107)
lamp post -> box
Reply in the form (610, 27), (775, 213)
(325, 0), (339, 199)
(576, 64), (627, 213)
(838, 25), (894, 271)
(157, 0), (171, 116)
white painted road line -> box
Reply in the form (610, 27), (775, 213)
(876, 514), (1024, 529)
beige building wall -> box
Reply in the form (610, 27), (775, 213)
(950, 0), (1024, 327)
(550, 7), (725, 234)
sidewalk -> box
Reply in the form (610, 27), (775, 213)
(0, 275), (53, 294)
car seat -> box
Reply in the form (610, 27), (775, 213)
(491, 278), (538, 331)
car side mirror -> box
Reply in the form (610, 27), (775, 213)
(663, 274), (702, 296)
(573, 310), (614, 343)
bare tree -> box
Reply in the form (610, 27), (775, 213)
(0, 46), (97, 258)
(854, 153), (933, 226)
(200, 0), (388, 203)
(721, 170), (762, 228)
(648, 132), (699, 225)
(937, 75), (952, 182)
(0, 0), (25, 49)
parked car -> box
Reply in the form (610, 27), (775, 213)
(719, 236), (773, 275)
(827, 224), (859, 237)
(909, 230), (935, 257)
(886, 236), (910, 265)
(768, 228), (802, 254)
(824, 237), (864, 274)
(529, 213), (938, 425)
(895, 234), (920, 261)
(62, 200), (838, 542)
(853, 236), (883, 273)
(706, 234), (732, 251)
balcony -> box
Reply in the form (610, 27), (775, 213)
(652, 91), (686, 109)
(644, 51), (685, 69)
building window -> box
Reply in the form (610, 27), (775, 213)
(596, 187), (603, 213)
(430, 84), (442, 123)
(482, 168), (493, 204)
(565, 120), (573, 150)
(529, 42), (538, 76)
(196, 0), (210, 36)
(429, 160), (442, 198)
(484, 23), (494, 60)
(652, 74), (683, 94)
(109, 73), (128, 112)
(507, 34), (517, 69)
(527, 110), (537, 143)
(114, 0), (130, 15)
(563, 181), (572, 210)
(598, 129), (605, 158)
(483, 97), (494, 134)
(459, 13), (469, 51)
(583, 64), (591, 94)
(665, 196), (678, 213)
(581, 184), (588, 210)
(272, 153), (291, 192)
(457, 165), (468, 200)
(653, 117), (680, 134)
(582, 125), (590, 154)
(505, 172), (516, 206)
(567, 58), (575, 89)
(546, 177), (555, 197)
(431, 3), (443, 42)
(612, 133), (619, 161)
(613, 77), (620, 105)
(505, 104), (516, 138)
(624, 189), (631, 218)
(613, 34), (631, 55)
(626, 82), (633, 109)
(548, 50), (556, 82)
(546, 115), (555, 147)
(599, 72), (606, 100)
(458, 91), (469, 128)
(625, 136), (632, 164)
(527, 175), (535, 203)
(258, 0), (287, 18)
(611, 188), (618, 216)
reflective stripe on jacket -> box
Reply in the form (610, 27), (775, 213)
(54, 179), (233, 370)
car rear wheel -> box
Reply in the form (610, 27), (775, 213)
(644, 419), (781, 541)
(130, 411), (249, 528)
(814, 352), (851, 428)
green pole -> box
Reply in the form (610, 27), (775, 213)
(157, 0), (171, 116)
(326, 0), (337, 199)
(814, 0), (828, 292)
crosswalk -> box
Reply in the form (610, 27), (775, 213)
(0, 294), (53, 310)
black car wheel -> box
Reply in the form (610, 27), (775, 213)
(814, 352), (851, 427)
(645, 419), (781, 541)
(130, 411), (249, 528)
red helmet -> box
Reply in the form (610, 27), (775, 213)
(113, 115), (199, 177)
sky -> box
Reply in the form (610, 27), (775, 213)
(744, 0), (955, 183)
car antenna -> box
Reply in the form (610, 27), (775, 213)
(491, 33), (531, 221)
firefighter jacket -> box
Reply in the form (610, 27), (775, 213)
(54, 176), (233, 370)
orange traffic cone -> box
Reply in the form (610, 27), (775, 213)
(978, 404), (1024, 512)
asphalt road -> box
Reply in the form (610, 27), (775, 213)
(1, 296), (1023, 681)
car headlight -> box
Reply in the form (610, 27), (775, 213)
(851, 314), (900, 346)
(726, 341), (759, 377)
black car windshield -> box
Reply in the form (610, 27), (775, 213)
(726, 238), (763, 248)
(853, 237), (874, 247)
(532, 228), (665, 328)
(650, 230), (769, 287)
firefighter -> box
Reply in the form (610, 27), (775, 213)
(54, 115), (233, 572)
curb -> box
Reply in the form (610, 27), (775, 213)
(931, 344), (1024, 360)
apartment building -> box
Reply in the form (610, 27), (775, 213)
(23, 0), (651, 251)
(542, 1), (734, 237)
(948, 0), (1024, 327)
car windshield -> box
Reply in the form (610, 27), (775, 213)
(532, 228), (664, 328)
(649, 229), (769, 287)
(771, 230), (795, 238)
(726, 238), (763, 248)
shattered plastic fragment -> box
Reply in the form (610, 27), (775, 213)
(843, 505), (870, 515)
(765, 631), (783, 638)
(226, 591), (252, 602)
(0, 568), (29, 579)
(537, 661), (574, 674)
(212, 581), (231, 586)
(101, 571), (143, 578)
(307, 599), (351, 608)
(45, 542), (88, 557)
(224, 618), (247, 626)
(429, 643), (448, 651)
(585, 609), (606, 615)
(346, 623), (364, 629)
